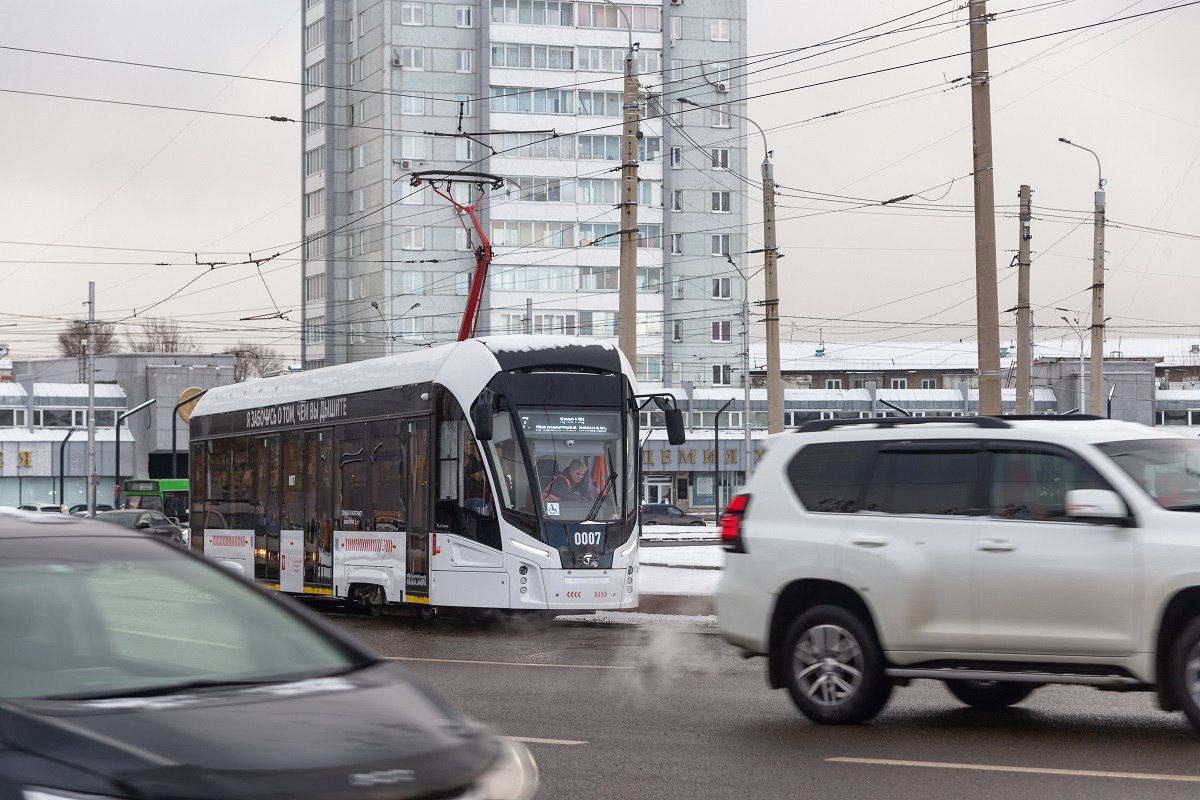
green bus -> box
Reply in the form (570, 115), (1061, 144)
(123, 478), (190, 523)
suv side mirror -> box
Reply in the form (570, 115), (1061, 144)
(472, 392), (494, 442)
(664, 407), (686, 446)
(1065, 489), (1128, 521)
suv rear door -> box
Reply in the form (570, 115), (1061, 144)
(973, 444), (1136, 656)
(842, 441), (983, 653)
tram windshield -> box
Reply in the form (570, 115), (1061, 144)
(484, 407), (627, 524)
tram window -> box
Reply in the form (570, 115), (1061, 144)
(487, 410), (537, 518)
(407, 418), (431, 533)
(371, 422), (407, 532)
(207, 438), (233, 530)
(338, 428), (368, 532)
(281, 432), (305, 531)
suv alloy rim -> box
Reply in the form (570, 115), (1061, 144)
(793, 623), (864, 706)
(1187, 638), (1200, 710)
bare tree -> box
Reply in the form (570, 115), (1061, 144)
(223, 342), (285, 382)
(126, 317), (197, 353)
(57, 319), (121, 357)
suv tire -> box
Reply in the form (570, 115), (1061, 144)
(944, 680), (1038, 709)
(781, 605), (891, 724)
(1169, 616), (1200, 732)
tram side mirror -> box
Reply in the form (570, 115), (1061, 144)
(664, 408), (686, 445)
(472, 393), (493, 441)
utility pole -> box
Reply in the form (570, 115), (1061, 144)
(86, 281), (97, 516)
(1016, 185), (1032, 414)
(726, 255), (753, 478)
(968, 0), (1002, 415)
(762, 156), (782, 433)
(615, 5), (640, 367)
(524, 298), (532, 334)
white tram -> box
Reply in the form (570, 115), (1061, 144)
(188, 336), (682, 616)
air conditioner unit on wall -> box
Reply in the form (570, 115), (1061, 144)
(391, 53), (402, 67)
(716, 82), (728, 93)
(399, 160), (412, 170)
(670, 0), (682, 5)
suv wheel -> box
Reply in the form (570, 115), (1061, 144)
(944, 680), (1038, 709)
(1169, 616), (1200, 731)
(781, 605), (891, 724)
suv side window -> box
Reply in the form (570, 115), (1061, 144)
(861, 444), (981, 516)
(787, 441), (876, 513)
(989, 447), (1106, 521)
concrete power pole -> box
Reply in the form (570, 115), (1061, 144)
(616, 19), (640, 368)
(1016, 185), (1032, 414)
(86, 281), (97, 516)
(968, 0), (1002, 415)
(1089, 173), (1107, 416)
(762, 158), (783, 434)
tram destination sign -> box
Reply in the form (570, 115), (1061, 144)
(520, 411), (615, 437)
(192, 383), (434, 437)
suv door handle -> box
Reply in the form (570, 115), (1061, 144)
(978, 538), (1016, 552)
(849, 534), (888, 548)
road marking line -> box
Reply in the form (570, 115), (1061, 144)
(828, 757), (1200, 783)
(382, 656), (633, 670)
(506, 736), (588, 746)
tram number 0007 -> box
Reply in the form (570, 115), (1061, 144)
(573, 531), (603, 546)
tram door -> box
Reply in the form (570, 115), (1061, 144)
(307, 429), (334, 589)
(405, 418), (431, 603)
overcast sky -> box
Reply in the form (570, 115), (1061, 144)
(1, 1), (1196, 366)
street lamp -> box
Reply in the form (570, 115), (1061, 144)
(1059, 313), (1086, 414)
(680, 98), (782, 434)
(1058, 137), (1106, 415)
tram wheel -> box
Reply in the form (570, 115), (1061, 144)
(354, 584), (385, 617)
(416, 604), (438, 621)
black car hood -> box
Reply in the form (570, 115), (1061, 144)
(0, 662), (497, 799)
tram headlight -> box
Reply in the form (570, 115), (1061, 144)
(467, 739), (539, 800)
(519, 565), (528, 575)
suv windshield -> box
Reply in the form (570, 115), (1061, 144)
(1096, 437), (1200, 510)
(0, 536), (362, 700)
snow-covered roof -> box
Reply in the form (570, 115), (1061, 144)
(0, 382), (126, 406)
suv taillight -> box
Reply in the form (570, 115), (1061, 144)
(720, 493), (751, 553)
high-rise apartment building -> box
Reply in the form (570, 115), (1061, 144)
(301, 0), (748, 388)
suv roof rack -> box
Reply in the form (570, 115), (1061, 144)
(798, 413), (1110, 433)
(798, 416), (1012, 433)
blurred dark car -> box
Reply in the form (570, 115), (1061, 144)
(641, 503), (708, 526)
(68, 503), (115, 516)
(96, 508), (186, 547)
(0, 508), (538, 800)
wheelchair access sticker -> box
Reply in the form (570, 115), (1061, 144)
(546, 502), (560, 516)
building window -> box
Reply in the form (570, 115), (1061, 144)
(670, 16), (682, 40)
(455, 50), (474, 73)
(400, 47), (424, 70)
(712, 364), (732, 386)
(710, 18), (730, 41)
(671, 277), (684, 299)
(672, 320), (683, 342)
(401, 94), (425, 115)
(710, 148), (730, 170)
(304, 103), (324, 134)
(711, 320), (731, 343)
(580, 266), (617, 290)
(669, 100), (682, 125)
(670, 233), (683, 255)
(638, 356), (665, 382)
(921, 378), (938, 389)
(710, 234), (730, 256)
(670, 146), (683, 169)
(400, 3), (424, 25)
(305, 274), (326, 301)
(456, 137), (475, 162)
(399, 226), (424, 250)
(305, 189), (324, 219)
(304, 18), (326, 51)
(826, 379), (842, 389)
(712, 277), (731, 299)
(489, 85), (574, 114)
(306, 316), (325, 344)
(671, 189), (683, 212)
(637, 266), (662, 292)
(711, 62), (731, 83)
(399, 136), (426, 159)
(891, 378), (908, 389)
(455, 5), (473, 27)
(303, 61), (325, 93)
(670, 59), (683, 82)
(711, 104), (731, 128)
(711, 191), (731, 213)
(636, 312), (662, 337)
(304, 146), (325, 176)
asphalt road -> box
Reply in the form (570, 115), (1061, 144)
(321, 609), (1200, 800)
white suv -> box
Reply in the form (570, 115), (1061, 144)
(717, 416), (1200, 730)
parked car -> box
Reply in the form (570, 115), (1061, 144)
(0, 507), (538, 800)
(717, 415), (1200, 731)
(95, 508), (186, 547)
(16, 503), (64, 513)
(641, 503), (708, 526)
(68, 503), (114, 515)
